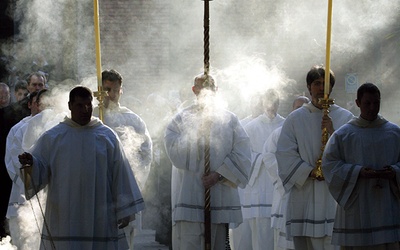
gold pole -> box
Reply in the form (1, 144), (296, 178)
(93, 0), (106, 122)
(324, 0), (333, 100)
(313, 0), (334, 180)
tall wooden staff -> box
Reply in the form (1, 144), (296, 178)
(203, 0), (212, 249)
(313, 0), (335, 179)
(93, 0), (107, 121)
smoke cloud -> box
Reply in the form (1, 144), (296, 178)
(1, 0), (400, 248)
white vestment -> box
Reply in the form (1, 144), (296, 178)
(5, 115), (32, 218)
(94, 105), (152, 249)
(26, 117), (144, 250)
(231, 114), (284, 250)
(263, 126), (294, 249)
(21, 108), (66, 152)
(322, 115), (400, 247)
(164, 104), (251, 230)
(240, 113), (285, 218)
(94, 106), (152, 189)
(276, 103), (353, 240)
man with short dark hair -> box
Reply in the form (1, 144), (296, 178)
(322, 83), (400, 249)
(18, 86), (144, 249)
(276, 65), (354, 250)
(13, 80), (28, 103)
(94, 69), (152, 249)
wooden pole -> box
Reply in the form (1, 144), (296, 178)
(203, 1), (212, 249)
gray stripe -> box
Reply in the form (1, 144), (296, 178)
(283, 160), (303, 186)
(336, 164), (356, 204)
(334, 224), (400, 234)
(175, 203), (241, 211)
(228, 154), (248, 179)
(271, 213), (284, 218)
(42, 234), (125, 242)
(116, 198), (144, 212)
(242, 204), (272, 208)
(287, 218), (335, 225)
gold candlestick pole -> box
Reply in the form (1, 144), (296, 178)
(93, 0), (107, 122)
(312, 0), (334, 180)
(313, 98), (334, 179)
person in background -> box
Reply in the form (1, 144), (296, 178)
(0, 82), (10, 108)
(231, 88), (285, 250)
(240, 92), (263, 126)
(93, 69), (152, 249)
(0, 82), (11, 238)
(263, 96), (310, 250)
(5, 91), (40, 249)
(164, 73), (251, 250)
(13, 80), (28, 103)
(18, 86), (144, 249)
(276, 65), (354, 250)
(322, 83), (400, 249)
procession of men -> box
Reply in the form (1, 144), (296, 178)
(1, 0), (400, 249)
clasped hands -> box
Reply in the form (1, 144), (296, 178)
(359, 166), (395, 179)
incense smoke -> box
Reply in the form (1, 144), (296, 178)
(1, 0), (400, 248)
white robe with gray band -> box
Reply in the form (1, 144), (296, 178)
(26, 117), (144, 250)
(240, 113), (285, 219)
(5, 116), (32, 218)
(276, 103), (353, 239)
(322, 115), (400, 246)
(164, 104), (251, 225)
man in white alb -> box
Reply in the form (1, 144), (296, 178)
(276, 65), (353, 250)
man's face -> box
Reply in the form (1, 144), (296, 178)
(262, 99), (278, 119)
(15, 88), (29, 102)
(0, 87), (10, 108)
(103, 80), (122, 108)
(29, 95), (40, 116)
(69, 96), (93, 126)
(356, 92), (380, 121)
(28, 75), (45, 93)
(307, 77), (332, 108)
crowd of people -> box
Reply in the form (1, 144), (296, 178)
(0, 64), (400, 250)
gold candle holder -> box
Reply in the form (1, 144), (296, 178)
(312, 97), (334, 180)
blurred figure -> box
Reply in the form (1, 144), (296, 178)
(231, 89), (284, 250)
(93, 69), (152, 249)
(13, 80), (28, 103)
(276, 65), (354, 250)
(263, 96), (310, 250)
(0, 82), (10, 108)
(4, 72), (47, 128)
(0, 82), (11, 238)
(164, 74), (251, 250)
(18, 86), (144, 249)
(240, 92), (263, 126)
(323, 83), (400, 249)
(142, 91), (175, 247)
(5, 91), (41, 249)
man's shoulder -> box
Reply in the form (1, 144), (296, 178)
(331, 104), (353, 116)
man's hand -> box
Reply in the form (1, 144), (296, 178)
(309, 169), (325, 181)
(19, 152), (33, 189)
(359, 166), (396, 179)
(19, 152), (33, 166)
(202, 172), (220, 189)
(321, 114), (334, 135)
(117, 216), (132, 229)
